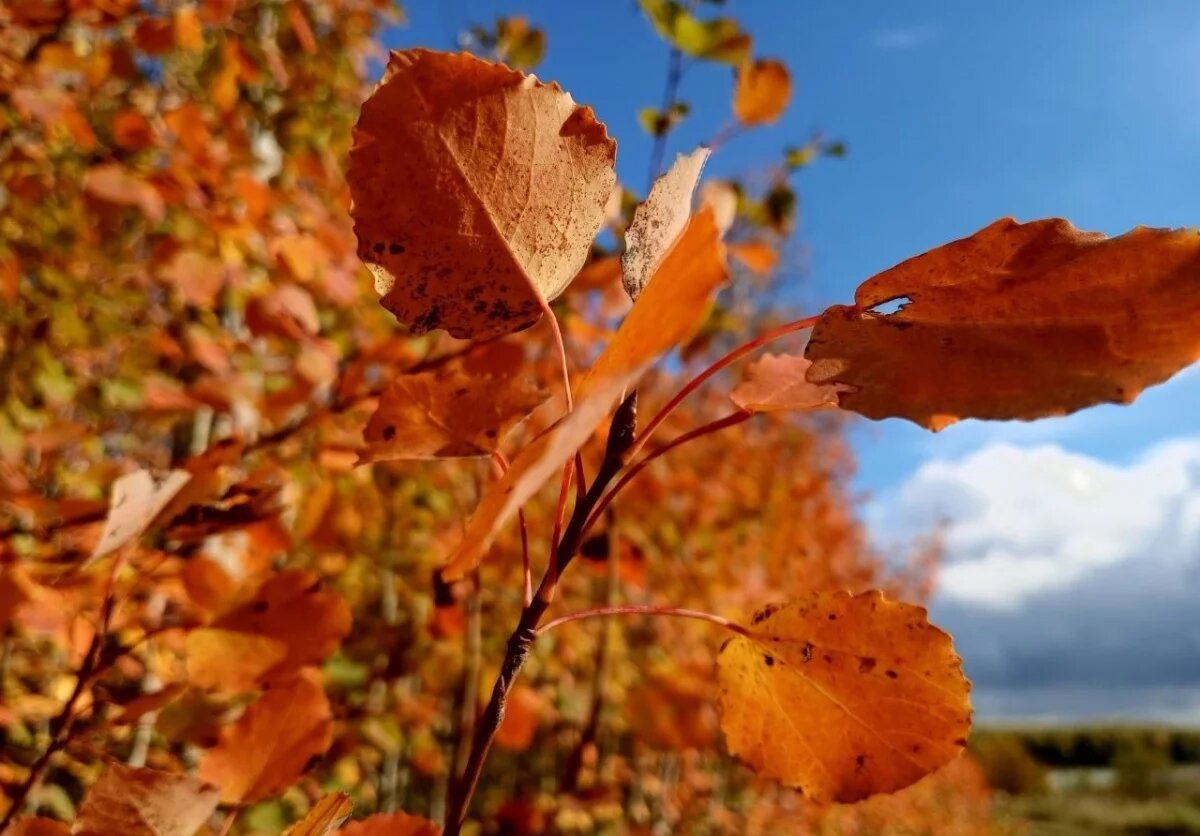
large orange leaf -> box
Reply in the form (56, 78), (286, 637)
(440, 208), (727, 579)
(73, 763), (219, 836)
(358, 339), (548, 463)
(198, 670), (333, 803)
(717, 590), (971, 803)
(187, 570), (351, 691)
(348, 49), (616, 339)
(805, 218), (1200, 430)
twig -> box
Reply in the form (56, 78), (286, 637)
(536, 605), (748, 638)
(648, 46), (685, 189)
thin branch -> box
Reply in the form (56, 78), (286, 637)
(537, 605), (749, 638)
(648, 46), (685, 189)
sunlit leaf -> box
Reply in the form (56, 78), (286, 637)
(349, 49), (616, 339)
(733, 58), (791, 126)
(90, 469), (191, 561)
(285, 792), (353, 835)
(717, 590), (972, 803)
(730, 354), (842, 414)
(805, 217), (1200, 430)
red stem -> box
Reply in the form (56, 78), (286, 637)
(626, 314), (819, 462)
(537, 605), (749, 638)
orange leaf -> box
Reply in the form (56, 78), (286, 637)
(441, 208), (727, 579)
(359, 339), (548, 462)
(494, 685), (543, 751)
(285, 792), (353, 835)
(198, 670), (333, 804)
(730, 354), (842, 414)
(73, 763), (220, 836)
(348, 49), (616, 339)
(338, 812), (441, 836)
(717, 590), (972, 803)
(193, 570), (352, 689)
(2, 819), (69, 836)
(90, 469), (191, 562)
(622, 148), (710, 300)
(805, 217), (1200, 430)
(83, 164), (165, 223)
(733, 58), (792, 126)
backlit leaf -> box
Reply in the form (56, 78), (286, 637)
(73, 763), (220, 836)
(349, 49), (616, 339)
(198, 670), (334, 804)
(441, 208), (727, 579)
(805, 218), (1200, 430)
(733, 58), (791, 126)
(359, 339), (548, 462)
(717, 590), (972, 803)
(622, 148), (710, 301)
(730, 354), (842, 414)
(91, 469), (191, 561)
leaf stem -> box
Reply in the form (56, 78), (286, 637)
(537, 605), (749, 638)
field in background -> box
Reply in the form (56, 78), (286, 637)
(974, 727), (1200, 835)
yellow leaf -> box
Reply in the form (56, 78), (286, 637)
(349, 49), (616, 339)
(733, 58), (791, 126)
(718, 590), (972, 803)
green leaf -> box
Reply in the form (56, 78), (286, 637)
(639, 0), (751, 65)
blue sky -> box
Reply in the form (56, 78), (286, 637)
(390, 3), (1200, 721)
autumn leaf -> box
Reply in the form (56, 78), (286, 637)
(730, 354), (842, 414)
(90, 469), (191, 561)
(441, 208), (727, 579)
(494, 685), (544, 751)
(733, 58), (792, 126)
(337, 812), (441, 835)
(186, 570), (351, 691)
(349, 49), (616, 339)
(73, 763), (219, 836)
(83, 164), (165, 223)
(198, 670), (334, 804)
(804, 218), (1200, 430)
(2, 819), (69, 836)
(285, 793), (353, 835)
(359, 339), (548, 463)
(717, 590), (972, 803)
(623, 148), (710, 301)
(728, 240), (779, 275)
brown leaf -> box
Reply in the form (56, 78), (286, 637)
(73, 763), (220, 836)
(730, 354), (843, 414)
(187, 570), (351, 691)
(359, 339), (548, 462)
(805, 218), (1200, 430)
(285, 793), (353, 835)
(349, 49), (616, 339)
(717, 590), (972, 803)
(198, 669), (333, 803)
(337, 813), (441, 836)
(733, 58), (792, 126)
(83, 164), (165, 223)
(622, 148), (710, 300)
(91, 469), (191, 562)
(441, 208), (727, 579)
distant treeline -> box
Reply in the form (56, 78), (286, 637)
(974, 727), (1200, 768)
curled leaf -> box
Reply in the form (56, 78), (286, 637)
(349, 49), (616, 339)
(623, 147), (710, 301)
(717, 590), (972, 803)
(286, 793), (354, 835)
(805, 218), (1200, 430)
(441, 208), (728, 579)
(91, 469), (191, 561)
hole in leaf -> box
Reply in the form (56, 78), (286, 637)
(866, 296), (911, 316)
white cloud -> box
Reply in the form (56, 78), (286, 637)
(869, 24), (941, 51)
(866, 436), (1200, 720)
(870, 438), (1200, 610)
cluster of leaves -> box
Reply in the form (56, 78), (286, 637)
(4, 1), (1197, 834)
